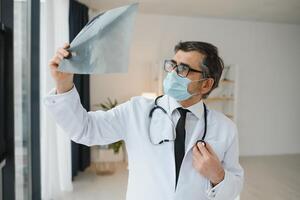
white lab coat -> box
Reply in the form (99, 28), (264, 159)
(44, 86), (244, 200)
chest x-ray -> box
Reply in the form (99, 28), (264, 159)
(58, 3), (139, 74)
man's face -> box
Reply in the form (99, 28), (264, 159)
(172, 50), (206, 95)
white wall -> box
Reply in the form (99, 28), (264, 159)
(90, 13), (300, 156)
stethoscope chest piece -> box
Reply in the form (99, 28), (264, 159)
(196, 139), (206, 147)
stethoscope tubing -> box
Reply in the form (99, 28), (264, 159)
(149, 95), (208, 146)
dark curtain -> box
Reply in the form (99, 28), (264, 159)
(69, 0), (91, 178)
(0, 22), (7, 163)
(1, 0), (15, 199)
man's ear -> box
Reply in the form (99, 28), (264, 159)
(201, 78), (214, 96)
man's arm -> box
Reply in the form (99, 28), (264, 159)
(205, 125), (244, 200)
(44, 85), (131, 146)
(45, 43), (130, 146)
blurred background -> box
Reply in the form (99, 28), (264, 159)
(0, 0), (300, 200)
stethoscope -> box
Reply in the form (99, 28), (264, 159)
(148, 95), (208, 146)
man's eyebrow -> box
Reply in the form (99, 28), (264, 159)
(170, 59), (177, 64)
(171, 59), (189, 66)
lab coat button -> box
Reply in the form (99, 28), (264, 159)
(52, 100), (56, 104)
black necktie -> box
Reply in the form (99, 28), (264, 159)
(175, 108), (189, 187)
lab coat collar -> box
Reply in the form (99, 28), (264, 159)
(159, 95), (208, 157)
(165, 95), (204, 120)
(186, 99), (204, 120)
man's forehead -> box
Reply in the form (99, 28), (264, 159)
(173, 50), (205, 67)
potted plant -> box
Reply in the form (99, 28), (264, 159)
(93, 98), (124, 175)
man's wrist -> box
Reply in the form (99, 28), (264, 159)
(56, 82), (74, 94)
(211, 169), (225, 187)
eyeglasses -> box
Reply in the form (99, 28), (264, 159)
(164, 59), (204, 78)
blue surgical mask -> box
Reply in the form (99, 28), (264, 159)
(163, 71), (205, 101)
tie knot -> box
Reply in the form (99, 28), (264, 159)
(177, 108), (190, 117)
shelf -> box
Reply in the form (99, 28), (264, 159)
(225, 114), (234, 119)
(204, 65), (237, 122)
(204, 96), (234, 103)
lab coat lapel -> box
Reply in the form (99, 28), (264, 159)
(154, 95), (178, 191)
(185, 117), (205, 156)
(185, 107), (216, 154)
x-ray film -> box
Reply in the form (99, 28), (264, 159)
(58, 3), (139, 74)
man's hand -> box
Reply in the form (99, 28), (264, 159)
(48, 42), (74, 94)
(192, 142), (225, 186)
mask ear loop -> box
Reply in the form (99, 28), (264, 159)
(188, 78), (207, 97)
(189, 61), (211, 97)
(189, 59), (210, 84)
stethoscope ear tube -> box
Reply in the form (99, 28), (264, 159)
(203, 103), (207, 140)
(149, 104), (167, 118)
(196, 104), (208, 147)
(149, 95), (167, 118)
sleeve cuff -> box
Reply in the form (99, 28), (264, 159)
(43, 85), (77, 106)
(206, 170), (227, 199)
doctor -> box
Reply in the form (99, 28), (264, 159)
(45, 41), (244, 200)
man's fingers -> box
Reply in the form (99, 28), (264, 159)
(53, 56), (62, 65)
(49, 44), (70, 68)
(49, 64), (58, 71)
(48, 59), (56, 67)
(63, 42), (70, 49)
(58, 48), (70, 57)
(205, 143), (218, 158)
(56, 52), (64, 60)
(193, 145), (202, 158)
(49, 56), (61, 66)
(197, 142), (210, 158)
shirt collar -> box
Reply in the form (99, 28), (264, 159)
(167, 95), (204, 120)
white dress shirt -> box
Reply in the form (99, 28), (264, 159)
(44, 86), (244, 200)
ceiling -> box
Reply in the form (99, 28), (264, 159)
(79, 0), (300, 25)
